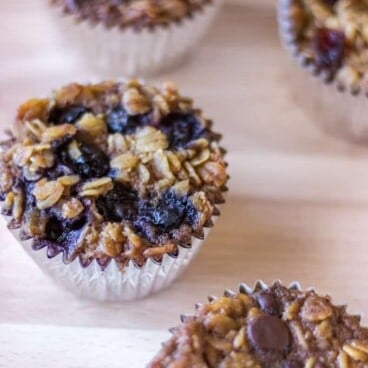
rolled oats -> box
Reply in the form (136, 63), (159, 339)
(41, 124), (76, 143)
(0, 80), (227, 272)
(122, 88), (151, 115)
(80, 177), (113, 197)
(148, 283), (368, 368)
(282, 0), (368, 90)
(51, 0), (213, 32)
(135, 127), (168, 153)
(33, 179), (64, 210)
(75, 113), (107, 139)
(62, 198), (84, 219)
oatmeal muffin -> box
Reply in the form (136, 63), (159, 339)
(0, 80), (227, 301)
(49, 0), (222, 75)
(279, 0), (368, 143)
(148, 281), (368, 367)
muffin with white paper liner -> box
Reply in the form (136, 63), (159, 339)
(0, 80), (228, 301)
(279, 0), (368, 144)
(148, 280), (368, 367)
(49, 0), (223, 76)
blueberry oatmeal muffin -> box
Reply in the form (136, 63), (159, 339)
(148, 281), (368, 367)
(0, 80), (228, 301)
(279, 0), (368, 143)
(49, 0), (223, 75)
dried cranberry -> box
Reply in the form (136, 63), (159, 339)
(106, 105), (151, 134)
(96, 183), (138, 222)
(49, 105), (89, 125)
(313, 28), (346, 71)
(58, 142), (109, 179)
(158, 113), (204, 149)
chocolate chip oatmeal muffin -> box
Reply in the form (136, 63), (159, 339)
(279, 0), (368, 143)
(49, 0), (222, 76)
(0, 80), (228, 301)
(148, 281), (368, 367)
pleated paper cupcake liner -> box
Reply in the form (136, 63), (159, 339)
(50, 0), (223, 77)
(278, 0), (368, 144)
(147, 280), (368, 368)
(1, 202), (224, 302)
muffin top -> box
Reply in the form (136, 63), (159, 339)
(281, 0), (368, 92)
(0, 80), (227, 270)
(148, 282), (368, 367)
(51, 0), (212, 30)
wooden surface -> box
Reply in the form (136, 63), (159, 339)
(1, 1), (368, 367)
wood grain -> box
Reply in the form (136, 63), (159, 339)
(1, 1), (368, 367)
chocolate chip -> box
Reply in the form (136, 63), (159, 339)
(247, 315), (290, 352)
(257, 292), (280, 316)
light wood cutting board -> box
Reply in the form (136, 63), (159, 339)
(1, 1), (368, 367)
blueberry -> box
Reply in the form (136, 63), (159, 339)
(58, 142), (110, 179)
(65, 0), (86, 12)
(158, 113), (204, 149)
(46, 163), (75, 180)
(49, 105), (89, 125)
(42, 213), (88, 257)
(45, 216), (64, 243)
(137, 191), (198, 234)
(106, 105), (151, 134)
(96, 183), (138, 222)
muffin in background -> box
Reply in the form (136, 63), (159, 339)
(148, 281), (368, 367)
(0, 80), (228, 301)
(279, 0), (368, 144)
(50, 0), (223, 76)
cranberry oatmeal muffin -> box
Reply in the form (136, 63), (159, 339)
(279, 0), (368, 143)
(148, 281), (368, 367)
(0, 80), (228, 301)
(49, 0), (222, 76)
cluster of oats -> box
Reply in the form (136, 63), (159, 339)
(285, 0), (368, 91)
(149, 282), (368, 367)
(0, 80), (227, 269)
(51, 0), (212, 29)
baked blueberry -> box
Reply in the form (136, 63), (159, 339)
(0, 80), (227, 299)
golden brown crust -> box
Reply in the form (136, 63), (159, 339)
(50, 0), (212, 30)
(148, 282), (368, 367)
(0, 80), (227, 270)
(280, 0), (368, 92)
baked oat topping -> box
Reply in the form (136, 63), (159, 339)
(148, 282), (368, 368)
(50, 0), (212, 30)
(0, 80), (227, 270)
(281, 0), (368, 90)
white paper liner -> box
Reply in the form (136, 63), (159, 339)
(278, 0), (368, 144)
(50, 0), (223, 77)
(1, 206), (222, 302)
